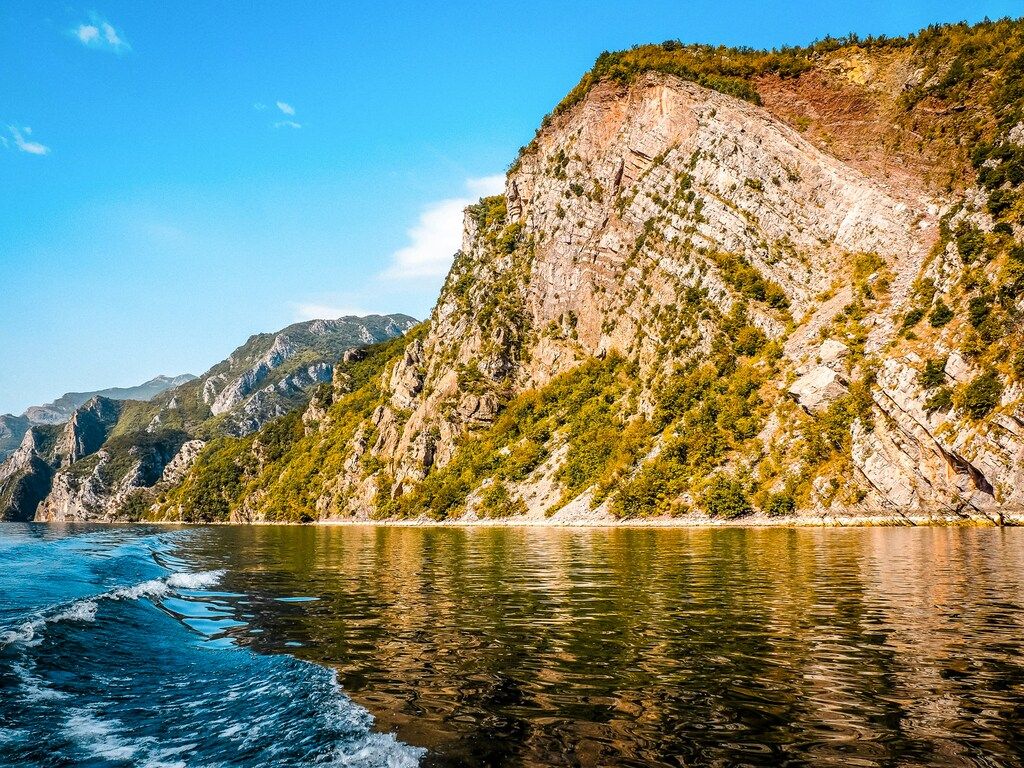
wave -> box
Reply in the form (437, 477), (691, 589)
(0, 569), (225, 650)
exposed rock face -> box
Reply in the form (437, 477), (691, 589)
(52, 397), (124, 466)
(0, 415), (31, 463)
(320, 73), (940, 513)
(789, 367), (849, 414)
(195, 314), (417, 436)
(0, 397), (124, 521)
(249, 58), (1018, 524)
(0, 429), (56, 522)
(851, 357), (1022, 520)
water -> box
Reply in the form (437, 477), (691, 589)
(3, 525), (1024, 767)
(0, 525), (423, 767)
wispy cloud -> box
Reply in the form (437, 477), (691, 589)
(4, 126), (50, 156)
(257, 100), (302, 129)
(72, 14), (130, 54)
(380, 175), (505, 280)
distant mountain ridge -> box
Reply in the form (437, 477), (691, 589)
(0, 374), (196, 461)
(0, 313), (417, 521)
(23, 375), (197, 424)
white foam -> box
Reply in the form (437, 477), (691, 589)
(1, 571), (225, 650)
(167, 570), (225, 590)
(51, 600), (98, 624)
(329, 732), (426, 767)
(65, 711), (148, 762)
(13, 662), (68, 702)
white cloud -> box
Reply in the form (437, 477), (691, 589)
(466, 174), (505, 196)
(273, 120), (302, 130)
(253, 102), (267, 111)
(72, 15), (130, 54)
(5, 126), (49, 156)
(276, 101), (296, 116)
(380, 175), (506, 280)
(292, 302), (369, 321)
(76, 25), (100, 44)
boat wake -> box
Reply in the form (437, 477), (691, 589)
(0, 526), (424, 767)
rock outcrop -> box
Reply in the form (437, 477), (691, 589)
(45, 21), (1024, 523)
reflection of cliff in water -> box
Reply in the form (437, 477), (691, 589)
(178, 526), (1024, 768)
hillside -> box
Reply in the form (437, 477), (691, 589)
(0, 315), (416, 521)
(157, 20), (1024, 523)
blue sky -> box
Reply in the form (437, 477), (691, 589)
(1, 1), (1019, 415)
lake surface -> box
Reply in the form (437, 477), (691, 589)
(3, 524), (1024, 767)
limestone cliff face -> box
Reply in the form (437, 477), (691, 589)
(0, 397), (122, 521)
(298, 60), (1021, 523)
(65, 23), (1024, 523)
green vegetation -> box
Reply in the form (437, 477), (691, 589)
(901, 307), (924, 332)
(955, 370), (1003, 420)
(928, 300), (954, 328)
(700, 476), (753, 519)
(379, 354), (642, 520)
(919, 358), (947, 390)
(552, 39), (818, 118)
(157, 328), (427, 522)
(763, 492), (796, 517)
(704, 251), (789, 309)
(924, 387), (953, 415)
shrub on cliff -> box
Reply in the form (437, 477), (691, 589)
(701, 476), (752, 519)
(919, 358), (947, 389)
(929, 300), (954, 327)
(955, 370), (1003, 419)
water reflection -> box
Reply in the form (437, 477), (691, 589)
(178, 526), (1024, 767)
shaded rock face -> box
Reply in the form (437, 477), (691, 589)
(0, 430), (56, 522)
(53, 397), (124, 466)
(0, 397), (122, 522)
(0, 415), (31, 464)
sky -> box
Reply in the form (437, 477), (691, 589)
(1, 1), (1020, 415)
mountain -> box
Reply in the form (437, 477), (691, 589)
(157, 19), (1024, 525)
(0, 374), (195, 461)
(0, 314), (416, 521)
(22, 375), (198, 425)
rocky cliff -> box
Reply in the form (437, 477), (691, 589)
(103, 21), (1024, 523)
(0, 314), (416, 522)
(0, 397), (122, 521)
